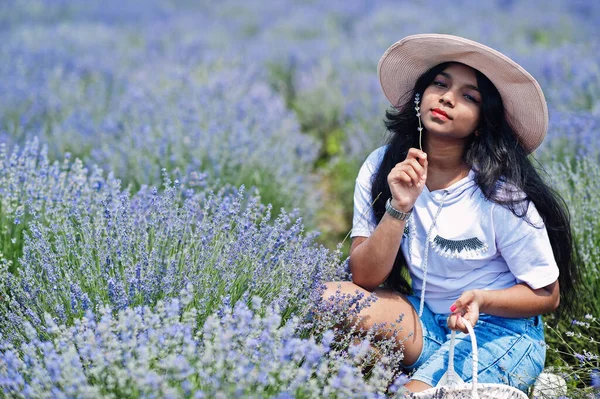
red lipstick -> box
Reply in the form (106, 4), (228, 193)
(432, 108), (450, 120)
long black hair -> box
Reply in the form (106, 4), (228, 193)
(371, 62), (579, 313)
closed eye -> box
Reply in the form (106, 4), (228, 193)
(464, 94), (480, 103)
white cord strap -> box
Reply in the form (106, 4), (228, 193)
(418, 190), (449, 318)
(447, 317), (479, 398)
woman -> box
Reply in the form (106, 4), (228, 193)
(323, 34), (579, 393)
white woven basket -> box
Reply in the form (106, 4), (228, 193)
(410, 317), (528, 399)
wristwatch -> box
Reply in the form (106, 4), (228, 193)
(385, 198), (412, 221)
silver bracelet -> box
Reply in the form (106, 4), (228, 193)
(385, 198), (412, 221)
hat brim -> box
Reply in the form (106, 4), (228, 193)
(377, 34), (548, 154)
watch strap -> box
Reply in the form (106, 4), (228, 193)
(385, 198), (412, 221)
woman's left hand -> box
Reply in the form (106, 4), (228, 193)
(447, 290), (484, 333)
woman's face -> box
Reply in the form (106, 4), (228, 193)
(420, 63), (482, 141)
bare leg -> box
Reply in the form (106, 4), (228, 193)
(321, 281), (424, 367)
(404, 379), (433, 392)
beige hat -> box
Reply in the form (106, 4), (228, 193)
(377, 33), (548, 154)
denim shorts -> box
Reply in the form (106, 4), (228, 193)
(404, 295), (546, 393)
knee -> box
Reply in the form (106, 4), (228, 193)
(321, 281), (341, 303)
(315, 281), (364, 327)
(318, 281), (378, 319)
(320, 281), (362, 303)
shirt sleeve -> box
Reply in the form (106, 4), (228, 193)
(350, 147), (384, 238)
(492, 200), (559, 289)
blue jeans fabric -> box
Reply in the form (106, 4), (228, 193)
(404, 295), (546, 393)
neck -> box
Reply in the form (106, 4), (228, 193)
(423, 136), (469, 173)
(423, 135), (471, 190)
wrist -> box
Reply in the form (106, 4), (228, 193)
(473, 289), (488, 312)
(390, 198), (414, 213)
(386, 198), (413, 221)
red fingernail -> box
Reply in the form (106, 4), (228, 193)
(450, 305), (457, 312)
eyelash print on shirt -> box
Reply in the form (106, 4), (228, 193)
(431, 235), (488, 258)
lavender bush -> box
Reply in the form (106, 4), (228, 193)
(1, 18), (321, 218)
(0, 157), (343, 345)
(534, 157), (600, 398)
(0, 138), (119, 271)
(0, 286), (409, 398)
(546, 157), (600, 305)
(540, 314), (600, 398)
(537, 112), (600, 162)
(0, 138), (413, 397)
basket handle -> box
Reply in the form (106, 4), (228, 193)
(447, 317), (479, 398)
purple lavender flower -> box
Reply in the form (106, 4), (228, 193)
(591, 369), (600, 389)
(388, 373), (410, 394)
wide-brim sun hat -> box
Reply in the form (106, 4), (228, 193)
(377, 33), (548, 154)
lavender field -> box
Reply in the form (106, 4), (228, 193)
(0, 0), (599, 398)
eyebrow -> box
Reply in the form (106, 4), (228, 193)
(439, 71), (480, 92)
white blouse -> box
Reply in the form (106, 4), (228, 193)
(351, 146), (559, 315)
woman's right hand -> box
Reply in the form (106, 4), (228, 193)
(387, 148), (428, 212)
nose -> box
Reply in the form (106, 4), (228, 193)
(439, 90), (455, 107)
